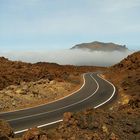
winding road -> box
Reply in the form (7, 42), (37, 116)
(0, 73), (116, 134)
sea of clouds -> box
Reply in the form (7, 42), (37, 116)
(0, 49), (134, 66)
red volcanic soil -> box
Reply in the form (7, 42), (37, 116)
(0, 57), (105, 112)
(0, 57), (104, 90)
(0, 52), (140, 140)
(105, 51), (140, 106)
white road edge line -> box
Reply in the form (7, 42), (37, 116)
(14, 73), (116, 135)
(14, 120), (63, 135)
(0, 74), (86, 115)
(94, 74), (116, 108)
(37, 119), (63, 128)
(8, 74), (99, 122)
(14, 74), (99, 134)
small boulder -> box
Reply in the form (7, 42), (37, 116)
(0, 119), (14, 138)
(63, 112), (73, 123)
(22, 127), (47, 140)
(15, 89), (26, 95)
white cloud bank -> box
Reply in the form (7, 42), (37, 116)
(0, 50), (134, 66)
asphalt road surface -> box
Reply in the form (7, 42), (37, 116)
(0, 73), (116, 134)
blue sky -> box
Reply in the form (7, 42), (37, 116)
(0, 0), (140, 51)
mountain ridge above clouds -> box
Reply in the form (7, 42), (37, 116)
(71, 41), (129, 52)
(0, 41), (132, 66)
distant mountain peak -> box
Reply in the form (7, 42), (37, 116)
(71, 41), (128, 52)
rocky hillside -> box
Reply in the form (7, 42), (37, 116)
(0, 57), (105, 112)
(0, 79), (78, 112)
(0, 57), (104, 90)
(71, 41), (128, 52)
(113, 51), (140, 70)
(105, 51), (140, 106)
(46, 102), (140, 140)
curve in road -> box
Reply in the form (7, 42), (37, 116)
(0, 73), (116, 134)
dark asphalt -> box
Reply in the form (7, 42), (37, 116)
(0, 73), (115, 132)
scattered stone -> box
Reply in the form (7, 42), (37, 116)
(102, 124), (109, 134)
(0, 120), (14, 138)
(63, 112), (73, 123)
(109, 132), (119, 140)
(22, 127), (47, 140)
(15, 89), (26, 95)
(12, 100), (16, 106)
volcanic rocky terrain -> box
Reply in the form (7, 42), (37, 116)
(26, 51), (139, 140)
(0, 57), (104, 112)
(0, 51), (140, 140)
